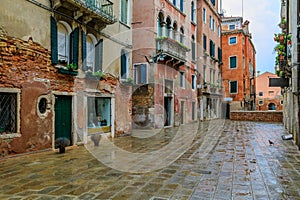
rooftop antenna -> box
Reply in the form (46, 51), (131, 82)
(242, 0), (244, 19)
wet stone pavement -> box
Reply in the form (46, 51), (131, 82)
(1, 120), (300, 200)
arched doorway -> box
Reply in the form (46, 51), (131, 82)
(268, 103), (276, 110)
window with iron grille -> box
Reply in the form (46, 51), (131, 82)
(0, 93), (17, 134)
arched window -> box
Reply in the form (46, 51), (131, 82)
(121, 49), (129, 79)
(86, 34), (97, 71)
(268, 103), (276, 110)
(180, 27), (184, 44)
(166, 17), (172, 37)
(191, 1), (195, 22)
(157, 12), (164, 37)
(173, 22), (178, 41)
(191, 35), (196, 61)
(57, 22), (71, 63)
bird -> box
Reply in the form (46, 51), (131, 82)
(268, 140), (274, 146)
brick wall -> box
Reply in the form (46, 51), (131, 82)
(230, 111), (283, 122)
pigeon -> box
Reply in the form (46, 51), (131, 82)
(268, 140), (274, 146)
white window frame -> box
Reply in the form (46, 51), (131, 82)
(57, 21), (72, 64)
(229, 56), (237, 69)
(229, 24), (235, 30)
(133, 63), (148, 84)
(86, 34), (97, 72)
(229, 81), (238, 94)
(192, 75), (196, 90)
(258, 100), (264, 105)
(229, 36), (237, 45)
(120, 0), (131, 26)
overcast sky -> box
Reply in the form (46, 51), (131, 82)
(221, 0), (281, 74)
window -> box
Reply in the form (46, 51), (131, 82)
(280, 100), (283, 105)
(191, 1), (196, 23)
(180, 72), (185, 88)
(211, 0), (216, 6)
(209, 16), (213, 29)
(191, 35), (196, 61)
(50, 17), (79, 67)
(229, 36), (237, 44)
(209, 40), (215, 57)
(120, 0), (130, 25)
(218, 47), (222, 62)
(229, 56), (237, 69)
(57, 23), (69, 63)
(157, 14), (163, 37)
(268, 103), (276, 111)
(192, 75), (196, 90)
(192, 102), (196, 120)
(121, 50), (129, 79)
(180, 0), (184, 12)
(134, 63), (147, 84)
(229, 24), (235, 30)
(229, 81), (238, 94)
(203, 8), (206, 23)
(203, 65), (206, 81)
(180, 27), (184, 44)
(0, 92), (18, 135)
(173, 0), (176, 6)
(166, 18), (172, 37)
(203, 34), (207, 51)
(213, 19), (215, 32)
(258, 92), (263, 96)
(218, 25), (221, 37)
(258, 100), (264, 105)
(87, 97), (111, 132)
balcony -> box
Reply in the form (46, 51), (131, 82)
(156, 37), (190, 67)
(53, 0), (116, 25)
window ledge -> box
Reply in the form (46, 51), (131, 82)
(119, 21), (131, 29)
(0, 133), (21, 139)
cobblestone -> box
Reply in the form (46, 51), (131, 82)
(1, 120), (300, 199)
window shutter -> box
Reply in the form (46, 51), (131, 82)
(95, 39), (103, 72)
(82, 31), (87, 71)
(230, 57), (236, 68)
(218, 48), (222, 62)
(50, 16), (58, 65)
(192, 42), (196, 60)
(121, 0), (127, 24)
(69, 28), (79, 68)
(121, 52), (127, 78)
(203, 35), (206, 51)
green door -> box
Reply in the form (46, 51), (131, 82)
(55, 96), (72, 147)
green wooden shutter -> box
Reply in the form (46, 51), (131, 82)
(121, 51), (127, 78)
(95, 39), (103, 72)
(82, 31), (87, 71)
(121, 0), (127, 24)
(50, 16), (58, 65)
(69, 27), (79, 69)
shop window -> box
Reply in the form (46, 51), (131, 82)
(88, 97), (111, 133)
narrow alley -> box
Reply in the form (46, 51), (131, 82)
(1, 120), (300, 200)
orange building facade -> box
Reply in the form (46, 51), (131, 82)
(256, 72), (283, 111)
(221, 17), (256, 111)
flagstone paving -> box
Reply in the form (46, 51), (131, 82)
(1, 120), (300, 200)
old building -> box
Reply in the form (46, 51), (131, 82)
(256, 72), (283, 111)
(0, 0), (133, 156)
(196, 0), (223, 120)
(277, 0), (300, 148)
(131, 0), (197, 128)
(221, 17), (256, 111)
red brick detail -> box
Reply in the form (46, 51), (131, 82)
(230, 111), (283, 122)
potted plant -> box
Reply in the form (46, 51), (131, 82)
(57, 63), (78, 76)
(55, 137), (70, 153)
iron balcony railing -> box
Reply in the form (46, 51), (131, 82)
(75, 0), (116, 23)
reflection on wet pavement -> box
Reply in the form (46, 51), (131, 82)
(1, 120), (300, 200)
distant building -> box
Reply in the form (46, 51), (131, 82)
(256, 72), (283, 111)
(221, 17), (256, 111)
